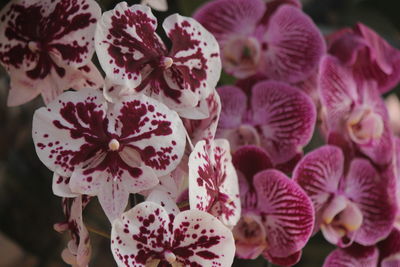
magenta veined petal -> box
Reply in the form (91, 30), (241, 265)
(0, 0), (101, 105)
(111, 202), (235, 267)
(323, 244), (379, 267)
(343, 158), (397, 246)
(253, 169), (314, 258)
(193, 0), (266, 44)
(259, 5), (325, 83)
(251, 80), (316, 165)
(293, 145), (344, 214)
(217, 85), (248, 129)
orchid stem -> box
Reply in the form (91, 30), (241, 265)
(87, 225), (110, 239)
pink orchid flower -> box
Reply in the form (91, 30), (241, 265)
(0, 0), (103, 106)
(217, 80), (316, 168)
(323, 228), (400, 267)
(32, 88), (186, 221)
(95, 2), (221, 119)
(319, 55), (394, 166)
(194, 0), (325, 82)
(232, 145), (314, 266)
(188, 139), (241, 228)
(111, 200), (235, 267)
(328, 23), (400, 94)
(293, 145), (397, 248)
(54, 196), (91, 267)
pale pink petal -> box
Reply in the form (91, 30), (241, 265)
(32, 88), (107, 176)
(254, 169), (314, 258)
(95, 3), (163, 89)
(52, 172), (78, 198)
(111, 202), (172, 266)
(217, 85), (247, 129)
(6, 71), (41, 106)
(323, 245), (379, 267)
(193, 0), (266, 44)
(293, 145), (343, 213)
(343, 158), (397, 245)
(259, 5), (325, 83)
(319, 55), (358, 131)
(251, 80), (316, 165)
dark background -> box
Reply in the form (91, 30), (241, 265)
(0, 0), (399, 266)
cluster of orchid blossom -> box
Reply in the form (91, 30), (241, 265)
(1, 0), (400, 266)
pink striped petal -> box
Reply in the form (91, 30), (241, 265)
(259, 5), (325, 83)
(343, 158), (397, 245)
(263, 250), (302, 267)
(193, 0), (266, 44)
(293, 145), (343, 213)
(323, 245), (379, 267)
(217, 85), (247, 129)
(254, 169), (314, 258)
(251, 80), (316, 165)
(319, 55), (358, 131)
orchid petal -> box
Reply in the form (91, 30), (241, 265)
(259, 5), (325, 83)
(251, 80), (316, 165)
(323, 245), (378, 267)
(217, 85), (247, 129)
(52, 172), (78, 198)
(254, 169), (314, 258)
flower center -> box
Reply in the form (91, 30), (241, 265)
(108, 139), (120, 151)
(347, 107), (383, 144)
(162, 57), (174, 69)
(28, 41), (40, 52)
(164, 250), (176, 264)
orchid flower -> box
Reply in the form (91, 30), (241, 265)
(232, 145), (314, 266)
(54, 196), (92, 267)
(95, 2), (221, 119)
(293, 145), (397, 247)
(323, 227), (400, 267)
(194, 0), (325, 82)
(111, 201), (235, 267)
(319, 55), (394, 166)
(32, 88), (186, 221)
(188, 139), (241, 228)
(0, 0), (103, 106)
(217, 80), (316, 168)
(328, 23), (400, 94)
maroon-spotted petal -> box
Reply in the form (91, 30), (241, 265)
(188, 139), (241, 227)
(319, 55), (358, 131)
(0, 0), (101, 106)
(293, 145), (344, 213)
(95, 3), (163, 89)
(111, 202), (235, 267)
(254, 169), (314, 258)
(251, 80), (316, 165)
(52, 172), (77, 198)
(343, 158), (397, 246)
(217, 85), (248, 129)
(323, 244), (379, 267)
(259, 5), (325, 83)
(193, 0), (266, 44)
